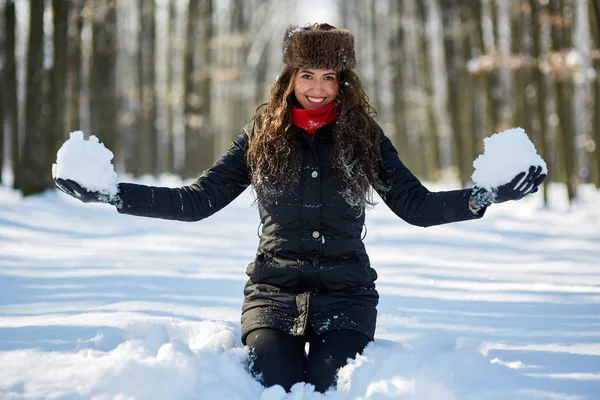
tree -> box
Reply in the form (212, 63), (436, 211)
(5, 0), (19, 189)
(90, 0), (119, 164)
(20, 0), (50, 196)
(443, 0), (470, 186)
(0, 1), (5, 183)
(49, 0), (70, 158)
(183, 0), (213, 177)
(136, 0), (158, 176)
(589, 0), (600, 187)
(68, 0), (86, 133)
(165, 0), (178, 173)
(551, 0), (577, 202)
(530, 0), (551, 203)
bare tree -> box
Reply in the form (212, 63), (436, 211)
(390, 0), (410, 166)
(136, 0), (158, 176)
(495, 0), (515, 130)
(417, 1), (441, 180)
(90, 0), (119, 163)
(68, 1), (86, 133)
(551, 0), (577, 201)
(49, 0), (70, 156)
(20, 0), (49, 195)
(443, 0), (471, 186)
(165, 0), (178, 172)
(530, 0), (552, 203)
(590, 0), (600, 187)
(425, 0), (452, 174)
(4, 0), (18, 188)
(183, 0), (213, 177)
(0, 1), (5, 183)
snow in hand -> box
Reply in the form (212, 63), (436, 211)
(52, 131), (119, 197)
(472, 128), (547, 190)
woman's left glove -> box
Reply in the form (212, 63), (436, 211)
(54, 178), (121, 206)
(470, 165), (547, 208)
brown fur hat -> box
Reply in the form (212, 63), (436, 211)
(282, 23), (356, 72)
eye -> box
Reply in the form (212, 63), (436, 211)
(324, 76), (336, 81)
(301, 74), (312, 79)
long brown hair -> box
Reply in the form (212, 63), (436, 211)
(246, 66), (386, 208)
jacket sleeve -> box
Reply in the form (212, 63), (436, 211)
(377, 130), (486, 227)
(116, 131), (251, 221)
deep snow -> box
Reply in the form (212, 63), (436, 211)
(0, 179), (599, 399)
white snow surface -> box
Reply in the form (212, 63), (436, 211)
(1, 178), (599, 400)
(472, 128), (548, 190)
(52, 131), (119, 197)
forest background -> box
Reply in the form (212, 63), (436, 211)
(1, 0), (599, 205)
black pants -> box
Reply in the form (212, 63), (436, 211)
(246, 326), (371, 393)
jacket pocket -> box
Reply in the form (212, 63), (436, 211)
(245, 260), (263, 283)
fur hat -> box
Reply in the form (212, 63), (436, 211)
(282, 23), (356, 72)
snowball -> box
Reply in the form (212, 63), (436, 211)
(52, 131), (119, 197)
(472, 128), (547, 190)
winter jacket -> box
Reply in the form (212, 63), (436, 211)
(116, 121), (485, 343)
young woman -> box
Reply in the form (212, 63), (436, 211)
(54, 23), (546, 393)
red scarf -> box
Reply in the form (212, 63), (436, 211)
(291, 101), (337, 135)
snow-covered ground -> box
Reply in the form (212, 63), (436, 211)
(1, 179), (599, 400)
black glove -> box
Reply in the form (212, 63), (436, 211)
(471, 165), (547, 208)
(54, 178), (121, 206)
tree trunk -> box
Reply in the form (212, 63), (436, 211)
(461, 1), (478, 181)
(426, 0), (453, 172)
(183, 0), (213, 177)
(467, 0), (488, 157)
(20, 0), (49, 196)
(590, 0), (600, 187)
(403, 0), (427, 178)
(418, 0), (440, 180)
(68, 0), (85, 133)
(227, 0), (248, 154)
(136, 0), (158, 176)
(481, 0), (500, 131)
(90, 1), (119, 161)
(495, 0), (515, 129)
(0, 2), (5, 183)
(390, 0), (409, 164)
(4, 0), (18, 189)
(594, 60), (600, 188)
(443, 0), (470, 186)
(166, 0), (177, 173)
(530, 0), (551, 203)
(515, 2), (537, 153)
(513, 3), (527, 131)
(551, 0), (577, 202)
(49, 0), (70, 156)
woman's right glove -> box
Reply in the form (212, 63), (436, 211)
(54, 178), (121, 206)
(470, 165), (547, 209)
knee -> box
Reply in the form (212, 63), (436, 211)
(246, 329), (306, 392)
(248, 349), (303, 392)
(305, 360), (337, 393)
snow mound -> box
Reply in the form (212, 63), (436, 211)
(52, 131), (119, 197)
(472, 128), (547, 190)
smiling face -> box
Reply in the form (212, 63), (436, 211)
(292, 68), (339, 110)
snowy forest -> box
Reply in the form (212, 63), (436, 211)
(1, 0), (600, 204)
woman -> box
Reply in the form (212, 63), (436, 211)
(54, 23), (546, 393)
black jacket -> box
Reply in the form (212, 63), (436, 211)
(116, 122), (485, 342)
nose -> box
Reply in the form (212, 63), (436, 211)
(311, 80), (325, 94)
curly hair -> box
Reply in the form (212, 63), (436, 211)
(246, 66), (386, 208)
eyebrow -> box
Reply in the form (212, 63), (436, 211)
(299, 70), (336, 77)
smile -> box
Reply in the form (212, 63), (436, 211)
(307, 97), (325, 103)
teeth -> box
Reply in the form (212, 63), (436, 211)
(308, 97), (324, 103)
